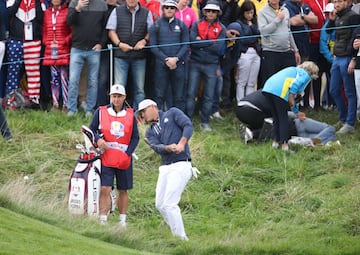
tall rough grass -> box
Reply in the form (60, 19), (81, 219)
(1, 108), (360, 255)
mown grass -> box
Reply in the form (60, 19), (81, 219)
(0, 207), (156, 255)
(0, 108), (359, 255)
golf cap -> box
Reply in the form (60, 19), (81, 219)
(162, 0), (177, 8)
(109, 84), (126, 95)
(137, 99), (157, 112)
(203, 1), (222, 15)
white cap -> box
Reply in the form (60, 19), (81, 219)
(109, 84), (126, 95)
(137, 99), (157, 112)
(162, 0), (178, 8)
(203, 3), (222, 15)
(324, 3), (334, 13)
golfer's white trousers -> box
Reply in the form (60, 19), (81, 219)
(155, 161), (192, 238)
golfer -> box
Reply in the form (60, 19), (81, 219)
(137, 99), (194, 240)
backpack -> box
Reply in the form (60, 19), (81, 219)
(2, 89), (29, 110)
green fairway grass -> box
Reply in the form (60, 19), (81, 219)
(0, 207), (157, 255)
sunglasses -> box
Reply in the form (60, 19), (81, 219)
(205, 9), (219, 13)
(164, 6), (176, 10)
(230, 31), (239, 36)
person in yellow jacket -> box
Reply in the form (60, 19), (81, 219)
(238, 0), (267, 12)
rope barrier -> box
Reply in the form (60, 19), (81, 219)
(1, 23), (360, 66)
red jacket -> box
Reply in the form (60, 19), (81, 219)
(42, 4), (72, 66)
(303, 0), (328, 44)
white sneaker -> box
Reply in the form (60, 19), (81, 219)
(210, 111), (224, 120)
(99, 215), (108, 225)
(336, 124), (355, 134)
(325, 140), (341, 147)
(244, 127), (253, 144)
(288, 136), (314, 147)
(67, 111), (76, 116)
(80, 101), (87, 111)
(100, 220), (107, 225)
(200, 123), (212, 131)
(272, 142), (279, 149)
(239, 124), (253, 144)
(180, 235), (189, 241)
(119, 221), (127, 228)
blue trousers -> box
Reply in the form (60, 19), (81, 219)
(330, 56), (357, 126)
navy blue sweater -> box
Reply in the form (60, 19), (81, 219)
(145, 107), (193, 165)
(149, 17), (189, 62)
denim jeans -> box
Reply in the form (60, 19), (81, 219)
(329, 56), (357, 126)
(97, 50), (110, 107)
(212, 74), (223, 114)
(186, 62), (218, 124)
(67, 48), (100, 113)
(294, 118), (336, 145)
(114, 57), (146, 110)
(154, 60), (185, 112)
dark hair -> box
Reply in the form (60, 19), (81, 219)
(239, 0), (257, 25)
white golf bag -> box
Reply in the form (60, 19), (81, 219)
(68, 125), (116, 216)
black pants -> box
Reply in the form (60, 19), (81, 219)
(236, 105), (265, 131)
(0, 107), (12, 139)
(263, 92), (289, 144)
(259, 50), (296, 89)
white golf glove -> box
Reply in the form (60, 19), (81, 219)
(191, 167), (200, 179)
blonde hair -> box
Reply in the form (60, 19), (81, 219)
(298, 61), (319, 80)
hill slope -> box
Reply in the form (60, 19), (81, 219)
(0, 207), (156, 255)
(0, 109), (359, 255)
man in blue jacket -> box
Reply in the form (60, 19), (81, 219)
(186, 1), (226, 132)
(149, 0), (189, 112)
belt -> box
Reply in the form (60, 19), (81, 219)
(166, 158), (191, 165)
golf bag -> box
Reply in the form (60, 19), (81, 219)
(68, 125), (116, 216)
(68, 152), (101, 216)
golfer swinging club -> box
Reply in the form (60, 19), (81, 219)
(137, 99), (198, 240)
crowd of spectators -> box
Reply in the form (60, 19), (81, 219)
(1, 0), (360, 134)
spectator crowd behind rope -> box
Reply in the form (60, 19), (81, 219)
(1, 0), (360, 135)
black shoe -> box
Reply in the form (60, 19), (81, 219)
(25, 102), (41, 110)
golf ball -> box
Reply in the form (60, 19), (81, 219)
(24, 176), (29, 180)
